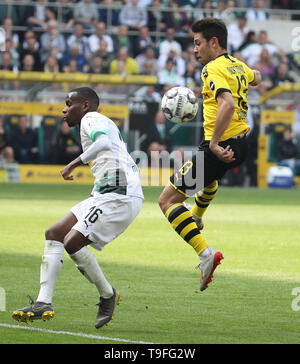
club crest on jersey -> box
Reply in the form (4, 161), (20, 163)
(209, 80), (215, 91)
(203, 66), (208, 78)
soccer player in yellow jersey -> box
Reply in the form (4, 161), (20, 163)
(158, 18), (261, 291)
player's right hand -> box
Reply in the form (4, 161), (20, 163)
(209, 143), (235, 163)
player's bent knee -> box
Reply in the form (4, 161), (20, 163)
(45, 226), (63, 242)
(63, 230), (86, 255)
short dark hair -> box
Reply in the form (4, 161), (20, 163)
(191, 18), (228, 49)
(71, 87), (100, 109)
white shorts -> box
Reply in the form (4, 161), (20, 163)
(70, 193), (143, 251)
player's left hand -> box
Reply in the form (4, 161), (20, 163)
(209, 143), (235, 163)
(60, 157), (83, 180)
(60, 164), (75, 180)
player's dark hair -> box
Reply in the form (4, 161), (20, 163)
(71, 87), (100, 109)
(191, 18), (228, 50)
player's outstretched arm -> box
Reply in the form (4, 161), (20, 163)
(249, 70), (262, 86)
(60, 156), (83, 181)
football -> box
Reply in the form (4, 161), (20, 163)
(161, 86), (199, 124)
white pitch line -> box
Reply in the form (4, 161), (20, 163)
(0, 323), (155, 344)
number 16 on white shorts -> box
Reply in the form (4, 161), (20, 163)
(70, 193), (143, 251)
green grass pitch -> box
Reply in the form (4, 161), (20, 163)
(0, 183), (300, 344)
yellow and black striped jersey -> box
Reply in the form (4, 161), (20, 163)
(201, 53), (255, 141)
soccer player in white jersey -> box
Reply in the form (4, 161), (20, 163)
(12, 87), (144, 328)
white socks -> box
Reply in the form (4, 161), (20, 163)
(70, 246), (113, 298)
(37, 240), (64, 304)
(36, 241), (113, 304)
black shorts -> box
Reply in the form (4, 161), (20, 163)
(169, 136), (248, 196)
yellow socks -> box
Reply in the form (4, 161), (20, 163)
(192, 182), (218, 219)
(165, 203), (208, 255)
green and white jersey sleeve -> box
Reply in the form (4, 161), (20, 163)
(80, 111), (144, 199)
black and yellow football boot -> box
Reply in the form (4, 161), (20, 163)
(12, 296), (55, 323)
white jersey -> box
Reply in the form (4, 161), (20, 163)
(80, 111), (144, 200)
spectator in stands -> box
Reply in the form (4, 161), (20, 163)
(91, 39), (113, 73)
(0, 51), (18, 72)
(113, 25), (133, 56)
(65, 59), (79, 74)
(238, 30), (257, 52)
(277, 126), (300, 174)
(147, 0), (167, 32)
(4, 38), (19, 69)
(157, 58), (185, 87)
(136, 46), (158, 75)
(10, 115), (40, 164)
(271, 62), (295, 88)
(20, 33), (42, 71)
(214, 2), (226, 18)
(66, 22), (91, 61)
(158, 46), (186, 77)
(223, 0), (244, 20)
(132, 26), (154, 57)
(141, 59), (156, 76)
(53, 121), (81, 165)
(260, 30), (288, 63)
(22, 29), (39, 50)
(193, 0), (220, 21)
(0, 51), (17, 90)
(246, 0), (269, 21)
(40, 19), (66, 64)
(73, 0), (98, 31)
(109, 47), (139, 75)
(253, 48), (276, 80)
(2, 17), (19, 49)
(158, 28), (182, 57)
(20, 54), (36, 72)
(0, 116), (14, 164)
(88, 21), (114, 55)
(119, 0), (148, 31)
(98, 0), (120, 27)
(164, 0), (189, 34)
(87, 55), (105, 74)
(57, 0), (75, 30)
(44, 55), (60, 73)
(227, 15), (249, 54)
(25, 0), (56, 30)
(62, 43), (89, 73)
(241, 30), (287, 67)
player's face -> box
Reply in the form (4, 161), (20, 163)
(193, 33), (213, 66)
(62, 92), (86, 127)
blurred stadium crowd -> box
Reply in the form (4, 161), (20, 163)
(1, 0), (300, 187)
(0, 0), (299, 94)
